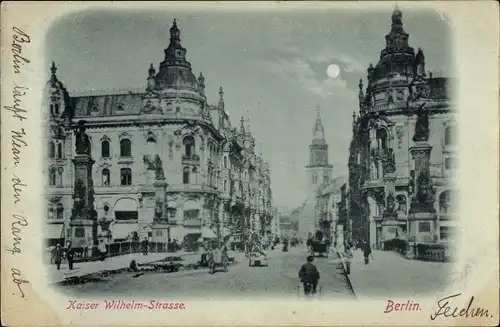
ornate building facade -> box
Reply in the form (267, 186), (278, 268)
(315, 177), (346, 247)
(44, 20), (274, 249)
(347, 9), (456, 249)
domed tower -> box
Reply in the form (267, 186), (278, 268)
(365, 7), (426, 111)
(306, 106), (333, 200)
(155, 19), (199, 92)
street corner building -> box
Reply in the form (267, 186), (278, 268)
(43, 19), (275, 256)
(346, 9), (456, 260)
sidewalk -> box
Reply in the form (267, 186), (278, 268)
(345, 249), (453, 298)
(46, 251), (201, 284)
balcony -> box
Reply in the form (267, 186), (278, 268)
(183, 218), (202, 227)
(182, 154), (200, 165)
(153, 218), (177, 226)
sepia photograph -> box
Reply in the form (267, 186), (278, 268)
(43, 5), (456, 300)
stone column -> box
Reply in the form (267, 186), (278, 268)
(409, 142), (436, 243)
(69, 121), (98, 256)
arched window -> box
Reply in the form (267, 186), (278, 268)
(48, 142), (55, 158)
(396, 195), (407, 214)
(56, 203), (64, 219)
(49, 168), (56, 186)
(312, 173), (318, 185)
(102, 169), (110, 186)
(224, 156), (227, 168)
(224, 180), (227, 192)
(50, 104), (54, 115)
(54, 103), (60, 115)
(57, 167), (64, 186)
(183, 166), (190, 184)
(101, 140), (110, 158)
(120, 139), (131, 157)
(120, 168), (132, 186)
(183, 136), (195, 157)
(57, 143), (63, 159)
(439, 190), (452, 213)
(376, 129), (388, 149)
(48, 204), (55, 219)
(444, 126), (454, 146)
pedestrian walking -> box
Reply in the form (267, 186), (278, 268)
(98, 241), (107, 261)
(362, 240), (372, 265)
(66, 242), (75, 270)
(298, 255), (320, 296)
(343, 241), (353, 274)
(142, 238), (149, 255)
(52, 243), (63, 270)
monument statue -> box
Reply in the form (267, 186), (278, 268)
(72, 178), (87, 218)
(154, 199), (163, 220)
(74, 120), (91, 155)
(412, 105), (430, 142)
(411, 170), (436, 213)
(154, 155), (166, 180)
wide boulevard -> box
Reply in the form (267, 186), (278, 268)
(60, 246), (355, 300)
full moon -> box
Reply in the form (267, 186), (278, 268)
(326, 64), (340, 79)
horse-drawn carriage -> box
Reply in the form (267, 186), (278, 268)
(307, 231), (330, 257)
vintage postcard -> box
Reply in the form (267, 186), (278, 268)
(1, 1), (499, 326)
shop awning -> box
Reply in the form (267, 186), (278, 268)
(44, 224), (64, 239)
(184, 233), (201, 243)
(112, 223), (137, 241)
(201, 227), (217, 239)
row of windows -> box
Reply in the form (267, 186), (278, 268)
(50, 103), (60, 115)
(49, 167), (64, 186)
(48, 142), (64, 159)
(100, 136), (197, 158)
(374, 126), (456, 150)
(101, 139), (132, 158)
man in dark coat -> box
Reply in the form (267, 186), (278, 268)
(66, 242), (75, 270)
(52, 243), (63, 270)
(362, 240), (372, 265)
(298, 256), (320, 296)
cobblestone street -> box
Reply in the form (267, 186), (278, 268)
(58, 248), (354, 300)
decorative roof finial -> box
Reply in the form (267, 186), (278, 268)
(352, 110), (356, 121)
(246, 109), (251, 134)
(148, 63), (155, 76)
(51, 61), (57, 76)
(240, 116), (245, 133)
(218, 86), (224, 109)
(392, 3), (403, 26)
(170, 18), (180, 41)
(358, 79), (363, 91)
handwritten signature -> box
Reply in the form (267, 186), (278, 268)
(430, 293), (492, 320)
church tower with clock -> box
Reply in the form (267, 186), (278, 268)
(306, 106), (333, 201)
